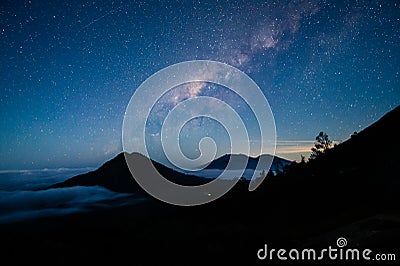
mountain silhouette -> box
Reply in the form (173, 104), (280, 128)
(49, 104), (400, 231)
(204, 153), (291, 171)
(311, 104), (400, 169)
(50, 151), (290, 193)
(50, 152), (210, 194)
(281, 105), (400, 236)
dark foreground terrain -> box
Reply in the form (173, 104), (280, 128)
(1, 106), (400, 265)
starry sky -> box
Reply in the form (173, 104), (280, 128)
(1, 0), (399, 170)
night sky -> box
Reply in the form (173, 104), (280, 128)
(1, 0), (399, 170)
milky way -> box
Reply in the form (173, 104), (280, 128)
(1, 0), (399, 169)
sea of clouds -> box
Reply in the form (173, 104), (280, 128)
(0, 169), (139, 223)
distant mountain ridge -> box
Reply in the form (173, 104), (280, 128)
(49, 153), (210, 194)
(49, 152), (291, 194)
(204, 153), (292, 171)
(50, 105), (400, 203)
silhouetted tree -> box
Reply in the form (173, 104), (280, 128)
(300, 154), (306, 164)
(310, 131), (332, 160)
